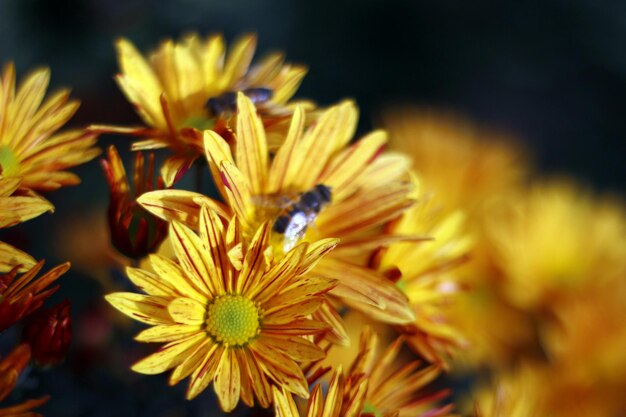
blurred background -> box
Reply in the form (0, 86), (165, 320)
(0, 0), (625, 416)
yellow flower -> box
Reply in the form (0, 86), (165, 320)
(382, 108), (528, 216)
(106, 205), (338, 411)
(0, 62), (100, 192)
(485, 178), (626, 310)
(376, 174), (473, 368)
(139, 93), (416, 330)
(91, 33), (309, 185)
(274, 328), (454, 417)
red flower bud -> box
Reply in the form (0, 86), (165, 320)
(22, 300), (72, 366)
(101, 145), (168, 259)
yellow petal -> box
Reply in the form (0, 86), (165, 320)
(214, 349), (241, 412)
(138, 189), (229, 228)
(267, 104), (305, 194)
(221, 34), (257, 89)
(105, 293), (172, 325)
(168, 297), (206, 325)
(235, 92), (268, 194)
(0, 241), (36, 273)
(131, 333), (205, 374)
(126, 266), (174, 296)
(219, 160), (253, 227)
(186, 345), (224, 399)
(149, 254), (207, 301)
(319, 130), (387, 201)
(135, 324), (201, 343)
(237, 221), (271, 294)
(169, 221), (216, 297)
(273, 386), (299, 417)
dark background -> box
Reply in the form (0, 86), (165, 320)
(0, 0), (625, 416)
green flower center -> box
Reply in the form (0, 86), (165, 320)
(182, 115), (215, 131)
(205, 294), (260, 346)
(362, 402), (383, 417)
(0, 146), (20, 177)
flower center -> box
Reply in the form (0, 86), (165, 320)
(205, 294), (260, 346)
(0, 146), (20, 177)
(362, 402), (383, 417)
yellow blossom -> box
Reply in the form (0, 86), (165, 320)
(0, 62), (100, 192)
(106, 205), (338, 411)
(90, 33), (309, 185)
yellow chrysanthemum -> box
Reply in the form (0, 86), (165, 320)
(376, 173), (473, 367)
(106, 205), (338, 411)
(91, 33), (309, 185)
(0, 62), (100, 192)
(382, 108), (528, 216)
(139, 93), (416, 331)
(274, 328), (454, 417)
(485, 178), (626, 310)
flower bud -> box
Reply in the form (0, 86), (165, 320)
(22, 300), (72, 366)
(101, 145), (168, 259)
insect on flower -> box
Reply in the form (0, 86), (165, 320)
(207, 87), (274, 116)
(261, 184), (332, 254)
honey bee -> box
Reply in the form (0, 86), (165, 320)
(206, 87), (273, 116)
(270, 184), (332, 253)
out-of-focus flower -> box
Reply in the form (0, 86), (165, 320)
(101, 145), (168, 260)
(139, 94), (416, 329)
(485, 179), (626, 311)
(0, 260), (70, 332)
(0, 62), (100, 192)
(539, 277), (626, 417)
(382, 108), (528, 216)
(90, 33), (309, 185)
(275, 328), (454, 417)
(106, 205), (338, 411)
(22, 300), (72, 366)
(0, 344), (49, 417)
(376, 174), (472, 368)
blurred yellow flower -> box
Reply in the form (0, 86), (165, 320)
(139, 93), (416, 329)
(106, 205), (338, 411)
(485, 179), (626, 310)
(382, 108), (528, 216)
(91, 33), (309, 185)
(0, 62), (100, 192)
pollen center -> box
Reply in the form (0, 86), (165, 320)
(205, 295), (260, 346)
(0, 146), (20, 177)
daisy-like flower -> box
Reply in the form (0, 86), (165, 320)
(106, 205), (338, 411)
(90, 33), (308, 185)
(0, 177), (53, 272)
(274, 328), (454, 417)
(139, 93), (416, 329)
(0, 344), (49, 417)
(375, 174), (473, 367)
(0, 62), (100, 192)
(101, 145), (168, 260)
(0, 260), (70, 332)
